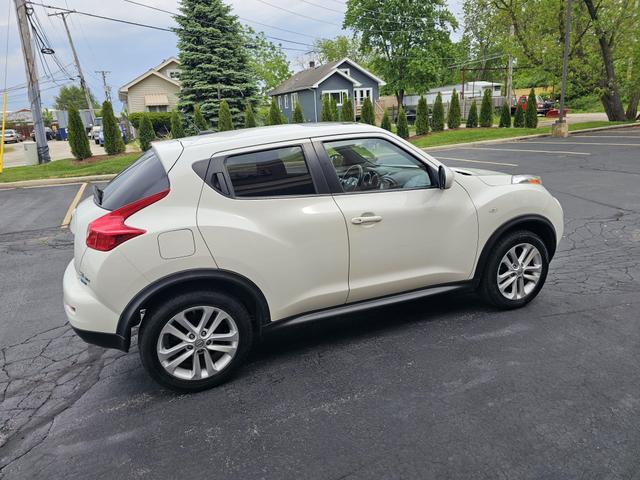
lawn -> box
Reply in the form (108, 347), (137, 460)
(0, 152), (139, 183)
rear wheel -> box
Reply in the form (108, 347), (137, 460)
(479, 230), (549, 309)
(138, 290), (253, 392)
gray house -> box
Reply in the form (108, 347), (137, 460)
(268, 58), (386, 122)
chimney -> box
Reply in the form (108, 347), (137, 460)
(309, 60), (315, 69)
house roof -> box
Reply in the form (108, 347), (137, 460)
(268, 57), (385, 96)
(119, 57), (180, 94)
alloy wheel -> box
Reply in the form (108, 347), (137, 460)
(496, 242), (543, 300)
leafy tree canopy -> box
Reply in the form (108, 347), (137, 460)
(245, 26), (292, 97)
(54, 85), (99, 111)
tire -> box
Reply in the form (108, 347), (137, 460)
(479, 230), (549, 309)
(138, 290), (253, 392)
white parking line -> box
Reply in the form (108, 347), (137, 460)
(61, 182), (87, 228)
(573, 135), (640, 138)
(520, 141), (640, 147)
(436, 156), (518, 167)
(453, 146), (590, 156)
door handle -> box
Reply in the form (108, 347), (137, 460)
(351, 215), (383, 225)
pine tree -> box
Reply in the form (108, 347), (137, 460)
(330, 97), (339, 121)
(480, 89), (493, 127)
(499, 102), (512, 128)
(514, 100), (525, 127)
(175, 0), (257, 128)
(361, 96), (375, 125)
(218, 100), (233, 131)
(380, 108), (392, 131)
(138, 114), (155, 151)
(244, 102), (256, 128)
(466, 100), (478, 128)
(269, 97), (283, 125)
(102, 100), (125, 155)
(447, 89), (461, 129)
(170, 109), (185, 138)
(432, 93), (445, 132)
(415, 95), (429, 135)
(525, 88), (538, 128)
(292, 101), (304, 123)
(193, 104), (209, 131)
(320, 94), (332, 121)
(341, 97), (354, 121)
(396, 106), (409, 139)
(67, 105), (92, 160)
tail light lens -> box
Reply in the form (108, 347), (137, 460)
(86, 189), (169, 251)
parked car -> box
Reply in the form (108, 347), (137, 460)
(63, 123), (564, 391)
(512, 95), (555, 116)
(30, 127), (55, 141)
(3, 129), (22, 143)
(90, 117), (103, 144)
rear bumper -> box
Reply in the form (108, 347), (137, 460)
(72, 326), (128, 351)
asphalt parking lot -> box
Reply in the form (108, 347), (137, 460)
(1, 126), (639, 479)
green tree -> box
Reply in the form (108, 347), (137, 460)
(499, 102), (511, 128)
(313, 35), (372, 65)
(396, 106), (409, 139)
(330, 97), (339, 121)
(102, 100), (125, 155)
(513, 100), (525, 127)
(193, 104), (209, 131)
(480, 89), (493, 127)
(244, 102), (257, 128)
(466, 100), (478, 128)
(320, 94), (333, 121)
(360, 96), (375, 125)
(415, 96), (429, 135)
(138, 114), (155, 151)
(447, 89), (461, 129)
(67, 105), (92, 160)
(175, 0), (257, 128)
(345, 0), (458, 106)
(380, 108), (392, 131)
(245, 26), (291, 96)
(54, 85), (99, 110)
(170, 109), (185, 138)
(292, 101), (304, 123)
(269, 97), (284, 125)
(217, 100), (233, 131)
(432, 93), (445, 132)
(525, 89), (538, 128)
(42, 108), (54, 127)
(341, 97), (354, 121)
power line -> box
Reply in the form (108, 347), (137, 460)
(253, 0), (342, 27)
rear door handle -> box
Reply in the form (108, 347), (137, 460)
(351, 215), (383, 225)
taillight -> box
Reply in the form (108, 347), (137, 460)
(86, 189), (169, 251)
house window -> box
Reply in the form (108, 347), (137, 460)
(166, 69), (180, 80)
(278, 96), (283, 109)
(291, 92), (299, 107)
(354, 88), (372, 106)
(147, 105), (168, 112)
(338, 68), (350, 77)
(284, 94), (289, 109)
(322, 90), (349, 106)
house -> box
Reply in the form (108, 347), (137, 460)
(268, 58), (386, 123)
(118, 57), (181, 113)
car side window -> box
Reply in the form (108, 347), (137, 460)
(225, 146), (316, 198)
(323, 137), (433, 193)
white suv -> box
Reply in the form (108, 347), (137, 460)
(63, 123), (563, 391)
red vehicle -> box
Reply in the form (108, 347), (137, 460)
(512, 95), (562, 117)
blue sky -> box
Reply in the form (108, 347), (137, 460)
(1, 0), (463, 112)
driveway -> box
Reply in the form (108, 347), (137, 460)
(1, 126), (639, 479)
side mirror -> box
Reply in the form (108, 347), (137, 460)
(438, 165), (454, 190)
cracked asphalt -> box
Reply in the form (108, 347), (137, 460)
(1, 127), (639, 479)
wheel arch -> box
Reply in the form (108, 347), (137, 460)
(473, 214), (557, 285)
(116, 269), (270, 351)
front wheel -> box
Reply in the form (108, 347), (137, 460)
(138, 291), (253, 392)
(479, 230), (549, 309)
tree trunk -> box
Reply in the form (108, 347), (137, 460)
(395, 90), (404, 110)
(626, 88), (640, 120)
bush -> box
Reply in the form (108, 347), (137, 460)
(218, 100), (233, 131)
(466, 100), (478, 128)
(380, 108), (392, 131)
(170, 109), (185, 139)
(361, 96), (375, 125)
(292, 101), (304, 123)
(525, 88), (538, 128)
(396, 106), (409, 139)
(499, 102), (511, 128)
(480, 89), (493, 127)
(513, 100), (525, 127)
(320, 94), (332, 121)
(415, 95), (429, 135)
(67, 105), (92, 160)
(102, 100), (125, 155)
(193, 104), (209, 131)
(431, 93), (445, 132)
(269, 97), (284, 125)
(129, 112), (171, 136)
(330, 97), (339, 121)
(244, 102), (256, 128)
(341, 97), (354, 121)
(447, 89), (462, 129)
(138, 114), (155, 151)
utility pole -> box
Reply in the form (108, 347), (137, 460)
(506, 24), (514, 109)
(50, 12), (96, 125)
(553, 0), (572, 137)
(95, 70), (112, 103)
(14, 0), (50, 163)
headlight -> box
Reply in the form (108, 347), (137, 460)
(512, 174), (542, 185)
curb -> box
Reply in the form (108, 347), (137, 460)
(421, 122), (639, 151)
(0, 174), (116, 189)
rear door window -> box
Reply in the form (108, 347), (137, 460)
(99, 150), (169, 211)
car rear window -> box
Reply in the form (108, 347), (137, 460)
(98, 150), (169, 211)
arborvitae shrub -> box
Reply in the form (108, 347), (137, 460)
(396, 106), (409, 139)
(67, 105), (92, 159)
(269, 97), (283, 125)
(447, 89), (461, 129)
(466, 100), (478, 128)
(217, 100), (233, 131)
(138, 113), (155, 151)
(170, 109), (185, 138)
(102, 100), (125, 154)
(380, 108), (392, 131)
(480, 88), (493, 127)
(431, 92), (445, 132)
(499, 102), (512, 128)
(525, 88), (538, 128)
(320, 95), (332, 121)
(514, 99), (525, 127)
(341, 97), (354, 121)
(244, 102), (256, 128)
(415, 95), (429, 135)
(361, 96), (375, 125)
